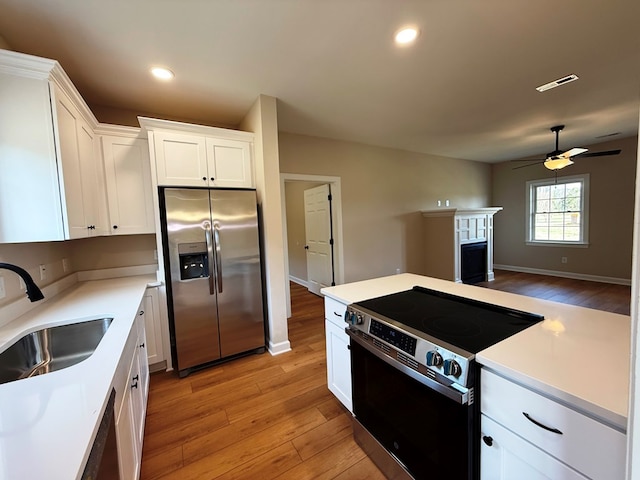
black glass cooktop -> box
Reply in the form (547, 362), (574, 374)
(355, 286), (544, 354)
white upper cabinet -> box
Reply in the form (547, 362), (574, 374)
(153, 131), (209, 186)
(53, 84), (109, 238)
(139, 117), (254, 189)
(0, 49), (106, 242)
(205, 137), (253, 188)
(100, 131), (155, 235)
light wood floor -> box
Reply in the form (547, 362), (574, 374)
(140, 282), (386, 480)
(141, 273), (630, 480)
(477, 269), (631, 315)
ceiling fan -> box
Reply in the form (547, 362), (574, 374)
(513, 125), (622, 171)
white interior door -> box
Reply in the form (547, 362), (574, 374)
(304, 184), (333, 295)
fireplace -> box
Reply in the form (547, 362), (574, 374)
(461, 241), (487, 284)
(421, 207), (502, 283)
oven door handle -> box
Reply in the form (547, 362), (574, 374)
(347, 328), (472, 405)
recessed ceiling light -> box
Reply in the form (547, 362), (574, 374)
(535, 74), (578, 92)
(151, 67), (175, 80)
(394, 26), (419, 45)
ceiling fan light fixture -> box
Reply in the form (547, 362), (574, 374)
(394, 26), (419, 45)
(151, 67), (175, 80)
(536, 74), (579, 92)
(544, 157), (574, 170)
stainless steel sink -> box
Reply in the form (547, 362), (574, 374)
(0, 317), (113, 384)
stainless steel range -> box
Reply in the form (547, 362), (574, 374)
(345, 286), (543, 480)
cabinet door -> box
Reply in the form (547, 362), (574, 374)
(481, 415), (587, 480)
(325, 319), (352, 412)
(116, 354), (140, 480)
(154, 131), (209, 186)
(141, 288), (164, 366)
(77, 120), (109, 236)
(0, 72), (65, 242)
(102, 135), (155, 234)
(206, 137), (253, 188)
(54, 87), (89, 239)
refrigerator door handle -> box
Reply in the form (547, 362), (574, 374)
(204, 221), (216, 295)
(213, 222), (223, 293)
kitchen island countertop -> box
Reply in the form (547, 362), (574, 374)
(0, 274), (155, 480)
(322, 273), (630, 431)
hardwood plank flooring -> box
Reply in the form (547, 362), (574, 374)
(140, 283), (386, 480)
(141, 273), (630, 480)
(477, 269), (631, 315)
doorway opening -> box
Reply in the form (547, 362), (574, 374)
(281, 173), (344, 318)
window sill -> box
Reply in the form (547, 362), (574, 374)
(525, 241), (589, 248)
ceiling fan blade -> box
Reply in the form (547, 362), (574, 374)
(564, 147), (588, 158)
(512, 161), (544, 170)
(573, 149), (622, 158)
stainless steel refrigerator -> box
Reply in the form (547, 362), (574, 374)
(160, 188), (266, 377)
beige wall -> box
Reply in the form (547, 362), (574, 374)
(239, 95), (290, 353)
(0, 241), (71, 307)
(284, 181), (325, 282)
(491, 135), (638, 281)
(279, 132), (492, 283)
(68, 234), (157, 271)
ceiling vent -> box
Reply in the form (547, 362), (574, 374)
(535, 74), (579, 92)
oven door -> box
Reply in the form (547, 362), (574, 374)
(350, 335), (478, 480)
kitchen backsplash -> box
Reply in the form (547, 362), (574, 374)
(0, 234), (157, 308)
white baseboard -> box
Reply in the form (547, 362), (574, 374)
(268, 339), (292, 356)
(289, 275), (309, 288)
(493, 264), (631, 286)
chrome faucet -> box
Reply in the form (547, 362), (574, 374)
(0, 263), (44, 302)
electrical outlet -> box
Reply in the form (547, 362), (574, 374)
(39, 264), (47, 281)
(445, 199), (450, 207)
(0, 276), (5, 299)
(561, 256), (568, 264)
(62, 258), (70, 273)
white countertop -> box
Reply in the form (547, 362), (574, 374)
(322, 273), (630, 431)
(0, 275), (155, 480)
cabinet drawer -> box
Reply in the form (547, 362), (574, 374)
(481, 369), (625, 480)
(324, 297), (347, 328)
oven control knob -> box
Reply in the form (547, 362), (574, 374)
(347, 312), (363, 325)
(426, 351), (443, 367)
(444, 359), (462, 377)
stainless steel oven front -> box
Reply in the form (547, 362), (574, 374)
(348, 327), (478, 480)
(345, 287), (543, 480)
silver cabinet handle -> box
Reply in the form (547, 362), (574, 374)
(213, 222), (223, 293)
(204, 221), (215, 295)
(522, 412), (563, 435)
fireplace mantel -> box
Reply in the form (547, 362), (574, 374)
(421, 207), (503, 283)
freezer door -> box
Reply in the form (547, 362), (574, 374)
(164, 188), (221, 369)
(210, 189), (265, 357)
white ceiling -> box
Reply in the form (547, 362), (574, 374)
(0, 0), (638, 163)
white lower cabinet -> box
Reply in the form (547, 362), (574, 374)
(141, 286), (165, 367)
(324, 297), (352, 412)
(481, 415), (587, 480)
(480, 369), (625, 480)
(115, 301), (150, 480)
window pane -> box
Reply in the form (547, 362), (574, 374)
(566, 196), (580, 211)
(535, 226), (549, 240)
(564, 226), (580, 241)
(528, 177), (586, 244)
(536, 199), (549, 213)
(550, 198), (565, 212)
(551, 184), (565, 199)
(537, 185), (551, 199)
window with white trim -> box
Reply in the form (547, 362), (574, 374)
(526, 174), (589, 245)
